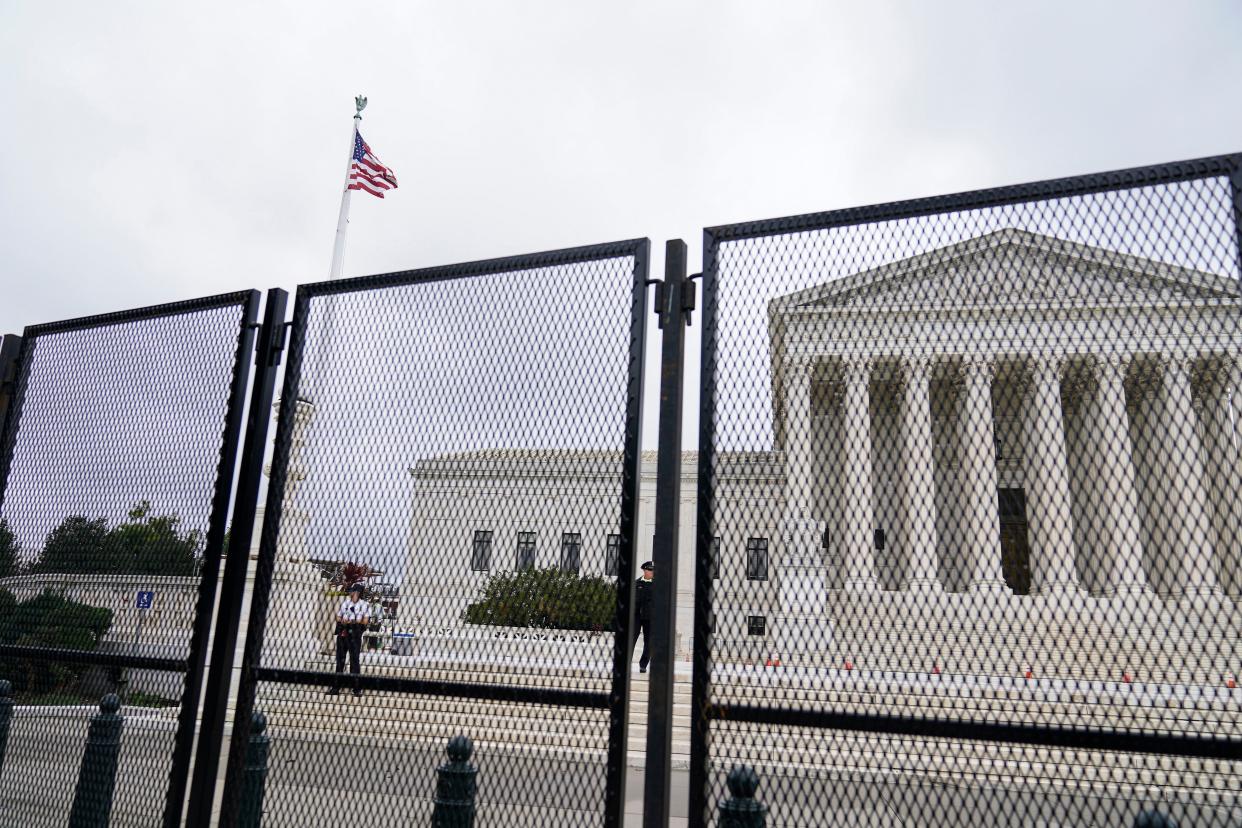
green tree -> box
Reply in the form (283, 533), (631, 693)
(0, 519), (19, 578)
(107, 501), (201, 575)
(32, 516), (109, 574)
(30, 501), (202, 576)
(465, 568), (615, 631)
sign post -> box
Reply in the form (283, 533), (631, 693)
(123, 590), (155, 702)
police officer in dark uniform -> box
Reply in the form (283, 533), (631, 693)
(633, 561), (654, 673)
(328, 583), (369, 697)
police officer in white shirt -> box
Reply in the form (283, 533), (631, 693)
(328, 583), (370, 697)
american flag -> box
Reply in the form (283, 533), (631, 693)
(348, 131), (398, 198)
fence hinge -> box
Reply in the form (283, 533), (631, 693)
(650, 273), (698, 329)
(257, 322), (291, 369)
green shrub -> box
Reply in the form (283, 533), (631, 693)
(465, 568), (615, 631)
(0, 587), (114, 695)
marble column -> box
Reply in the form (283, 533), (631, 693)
(784, 357), (814, 527)
(1159, 356), (1220, 599)
(842, 357), (879, 591)
(1023, 356), (1082, 595)
(1091, 355), (1149, 594)
(960, 357), (1007, 592)
(782, 356), (824, 571)
(901, 357), (941, 591)
(777, 357), (829, 648)
(1202, 357), (1242, 595)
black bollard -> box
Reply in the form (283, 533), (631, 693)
(0, 680), (12, 776)
(431, 734), (477, 828)
(68, 693), (124, 828)
(719, 765), (767, 828)
(238, 710), (272, 828)
(1134, 811), (1178, 828)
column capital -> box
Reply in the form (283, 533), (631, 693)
(1198, 352), (1242, 389)
(785, 356), (814, 382)
(960, 356), (994, 385)
(901, 355), (935, 382)
(1028, 354), (1067, 383)
(842, 356), (873, 384)
(1156, 351), (1200, 377)
(1094, 353), (1132, 380)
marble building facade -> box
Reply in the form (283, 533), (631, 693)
(396, 229), (1242, 679)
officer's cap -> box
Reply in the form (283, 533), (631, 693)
(640, 561), (653, 572)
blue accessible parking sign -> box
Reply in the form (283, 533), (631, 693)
(136, 590), (155, 610)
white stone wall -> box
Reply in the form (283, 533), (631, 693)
(0, 573), (201, 653)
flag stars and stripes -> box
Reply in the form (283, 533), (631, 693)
(348, 131), (398, 198)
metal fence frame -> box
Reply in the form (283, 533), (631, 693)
(687, 152), (1242, 826)
(0, 291), (262, 828)
(213, 240), (651, 828)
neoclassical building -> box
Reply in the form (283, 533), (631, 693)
(396, 229), (1241, 679)
(768, 227), (1242, 603)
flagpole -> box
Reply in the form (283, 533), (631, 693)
(311, 95), (366, 404)
(329, 95), (367, 280)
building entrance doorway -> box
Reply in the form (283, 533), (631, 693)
(998, 488), (1031, 595)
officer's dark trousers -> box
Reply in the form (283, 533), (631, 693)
(335, 630), (362, 687)
(631, 617), (652, 671)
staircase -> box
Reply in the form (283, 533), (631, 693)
(625, 666), (693, 767)
(255, 656), (693, 768)
(251, 655), (1241, 797)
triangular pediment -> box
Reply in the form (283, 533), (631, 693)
(772, 228), (1238, 312)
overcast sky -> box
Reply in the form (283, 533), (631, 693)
(3, 2), (1241, 568)
(2, 0), (1239, 338)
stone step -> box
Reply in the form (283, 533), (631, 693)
(256, 703), (1236, 796)
(257, 696), (694, 735)
(690, 735), (1240, 793)
(315, 659), (1240, 711)
(256, 683), (1234, 740)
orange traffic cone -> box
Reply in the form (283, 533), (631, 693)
(1227, 673), (1237, 689)
(764, 657), (773, 668)
(1023, 664), (1033, 680)
(773, 657), (782, 667)
(1122, 670), (1133, 684)
(932, 662), (942, 676)
(844, 659), (854, 671)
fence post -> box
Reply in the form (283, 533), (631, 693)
(0, 680), (12, 776)
(68, 694), (124, 828)
(1134, 811), (1178, 827)
(238, 711), (271, 828)
(431, 735), (477, 828)
(718, 765), (766, 828)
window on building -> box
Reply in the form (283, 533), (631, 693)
(516, 532), (536, 571)
(745, 537), (769, 581)
(605, 534), (620, 577)
(710, 536), (721, 580)
(747, 615), (767, 636)
(560, 532), (582, 574)
(471, 530), (492, 571)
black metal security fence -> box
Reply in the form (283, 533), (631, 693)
(0, 293), (264, 826)
(689, 154), (1242, 825)
(211, 241), (650, 826)
(2, 155), (1242, 828)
